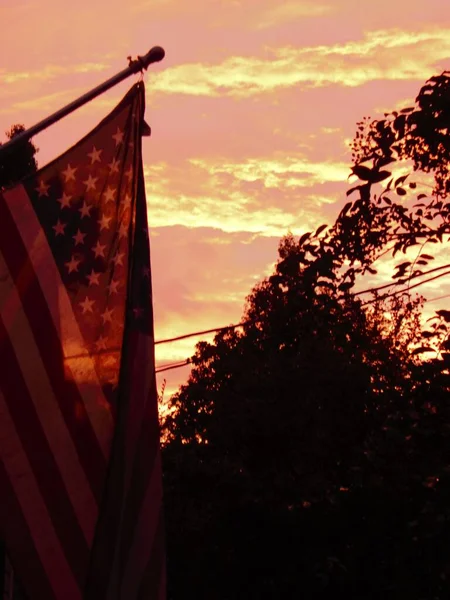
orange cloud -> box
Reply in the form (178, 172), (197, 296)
(143, 155), (346, 236)
(151, 28), (450, 97)
(255, 2), (334, 29)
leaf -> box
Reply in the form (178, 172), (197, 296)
(346, 185), (361, 197)
(340, 202), (352, 217)
(412, 346), (434, 355)
(395, 261), (411, 270)
(400, 106), (414, 114)
(409, 182), (417, 189)
(338, 281), (353, 292)
(396, 187), (407, 196)
(299, 232), (311, 246)
(371, 170), (392, 183)
(436, 309), (450, 322)
(420, 254), (434, 260)
(417, 260), (428, 265)
(351, 165), (375, 181)
(395, 175), (409, 187)
(422, 331), (434, 338)
(315, 224), (327, 236)
(417, 193), (427, 200)
(366, 267), (378, 274)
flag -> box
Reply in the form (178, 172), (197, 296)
(0, 82), (165, 599)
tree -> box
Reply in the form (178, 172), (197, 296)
(162, 234), (436, 598)
(0, 124), (38, 190)
(162, 72), (450, 599)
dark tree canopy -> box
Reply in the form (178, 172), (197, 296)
(0, 124), (38, 190)
(161, 72), (450, 599)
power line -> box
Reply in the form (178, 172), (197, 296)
(425, 293), (450, 304)
(155, 321), (250, 346)
(360, 269), (450, 306)
(154, 269), (450, 375)
(354, 262), (450, 297)
(155, 360), (191, 374)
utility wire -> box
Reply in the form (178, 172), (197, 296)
(155, 268), (450, 374)
(354, 262), (450, 296)
(155, 321), (250, 345)
(156, 360), (191, 374)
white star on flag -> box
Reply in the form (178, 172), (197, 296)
(79, 201), (92, 218)
(83, 175), (98, 192)
(112, 252), (125, 267)
(86, 270), (100, 286)
(112, 127), (124, 146)
(79, 297), (95, 314)
(125, 165), (133, 180)
(103, 186), (116, 203)
(98, 214), (112, 231)
(101, 307), (114, 323)
(118, 222), (128, 239)
(52, 220), (66, 236)
(88, 146), (103, 164)
(108, 158), (120, 174)
(92, 241), (106, 258)
(95, 336), (108, 351)
(65, 255), (81, 274)
(62, 163), (77, 182)
(108, 280), (120, 295)
(57, 192), (73, 209)
(73, 229), (86, 245)
(36, 180), (50, 197)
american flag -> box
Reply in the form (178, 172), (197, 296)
(0, 82), (165, 599)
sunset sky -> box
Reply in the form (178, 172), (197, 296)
(1, 0), (450, 397)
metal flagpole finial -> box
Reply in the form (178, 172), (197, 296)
(128, 46), (166, 73)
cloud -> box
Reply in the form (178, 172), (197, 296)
(143, 154), (347, 236)
(255, 2), (334, 29)
(0, 62), (109, 85)
(151, 28), (450, 97)
(0, 88), (84, 115)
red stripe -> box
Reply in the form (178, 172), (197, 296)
(84, 336), (161, 598)
(116, 331), (160, 575)
(136, 508), (166, 600)
(118, 393), (160, 579)
(0, 461), (57, 600)
(0, 316), (89, 588)
(0, 193), (107, 504)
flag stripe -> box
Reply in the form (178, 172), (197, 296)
(121, 451), (163, 598)
(0, 250), (98, 544)
(137, 507), (166, 600)
(109, 331), (160, 594)
(0, 391), (82, 600)
(118, 393), (160, 579)
(0, 461), (57, 600)
(0, 190), (109, 503)
(4, 185), (114, 456)
(0, 316), (90, 588)
(0, 84), (165, 599)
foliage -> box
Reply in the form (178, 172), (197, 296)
(161, 72), (450, 599)
(0, 124), (38, 190)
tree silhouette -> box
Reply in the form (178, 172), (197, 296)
(161, 74), (450, 599)
(0, 125), (38, 191)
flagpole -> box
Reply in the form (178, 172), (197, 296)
(0, 46), (165, 160)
